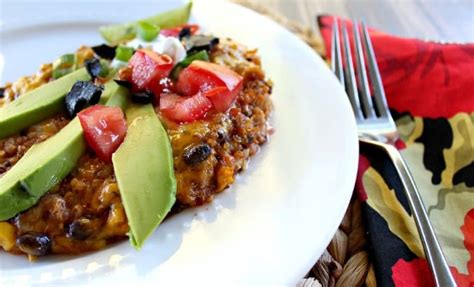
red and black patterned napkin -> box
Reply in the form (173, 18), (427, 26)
(318, 16), (474, 286)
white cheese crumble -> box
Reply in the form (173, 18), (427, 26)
(126, 35), (186, 65)
(110, 59), (128, 70)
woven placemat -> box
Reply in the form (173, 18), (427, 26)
(231, 1), (376, 286)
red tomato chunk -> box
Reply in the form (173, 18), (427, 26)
(127, 49), (242, 123)
(128, 49), (173, 94)
(78, 105), (127, 163)
(160, 93), (212, 123)
(176, 60), (243, 113)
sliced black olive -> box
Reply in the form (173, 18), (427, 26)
(131, 91), (153, 104)
(114, 79), (133, 89)
(0, 87), (5, 98)
(92, 44), (116, 60)
(16, 232), (52, 256)
(66, 218), (93, 240)
(183, 143), (212, 165)
(183, 35), (219, 54)
(178, 27), (192, 40)
(85, 58), (103, 80)
(65, 81), (103, 118)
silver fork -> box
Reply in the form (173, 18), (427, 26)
(331, 20), (456, 287)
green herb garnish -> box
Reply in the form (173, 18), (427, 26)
(171, 50), (209, 79)
(115, 45), (135, 62)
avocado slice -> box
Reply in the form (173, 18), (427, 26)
(99, 2), (192, 45)
(0, 82), (128, 221)
(112, 104), (176, 249)
(0, 68), (91, 139)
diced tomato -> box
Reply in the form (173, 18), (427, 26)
(190, 60), (243, 91)
(160, 92), (212, 123)
(78, 105), (127, 163)
(203, 86), (241, 113)
(150, 77), (176, 102)
(160, 24), (199, 37)
(128, 49), (173, 93)
(176, 65), (223, 96)
(176, 61), (243, 112)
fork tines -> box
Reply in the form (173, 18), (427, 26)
(331, 19), (390, 120)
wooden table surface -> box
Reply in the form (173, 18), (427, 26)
(259, 0), (474, 42)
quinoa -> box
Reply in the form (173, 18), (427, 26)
(0, 40), (272, 257)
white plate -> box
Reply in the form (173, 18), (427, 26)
(0, 0), (358, 286)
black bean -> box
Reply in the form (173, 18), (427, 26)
(65, 81), (103, 118)
(131, 90), (154, 104)
(216, 129), (227, 143)
(66, 218), (93, 240)
(183, 143), (212, 165)
(16, 232), (52, 256)
(3, 160), (11, 168)
(91, 44), (116, 60)
(85, 58), (103, 80)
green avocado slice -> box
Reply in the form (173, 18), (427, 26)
(0, 118), (85, 221)
(0, 82), (129, 221)
(99, 2), (192, 45)
(0, 68), (91, 139)
(112, 104), (176, 249)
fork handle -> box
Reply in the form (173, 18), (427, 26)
(360, 138), (457, 287)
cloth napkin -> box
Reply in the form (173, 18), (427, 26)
(318, 16), (474, 286)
